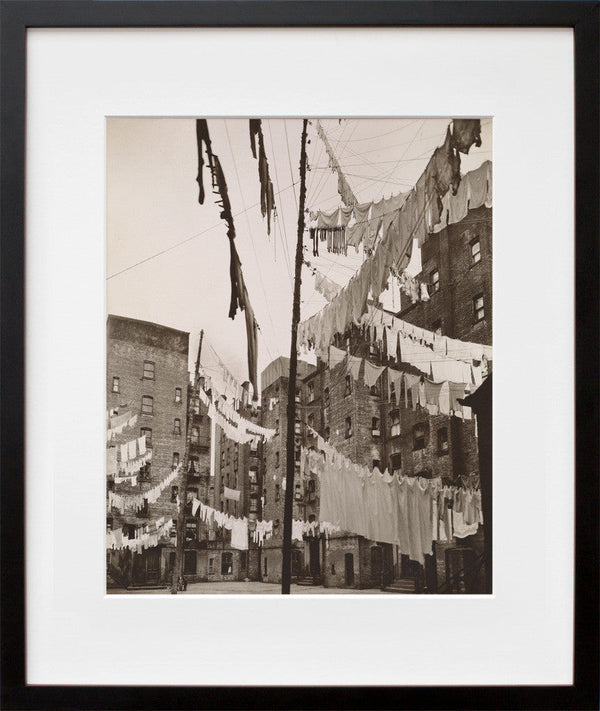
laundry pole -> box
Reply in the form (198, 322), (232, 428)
(281, 119), (308, 595)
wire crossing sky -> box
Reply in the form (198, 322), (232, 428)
(107, 118), (492, 384)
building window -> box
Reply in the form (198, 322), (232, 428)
(249, 496), (258, 513)
(263, 488), (267, 504)
(344, 375), (352, 397)
(185, 519), (198, 543)
(184, 550), (197, 574)
(323, 387), (330, 408)
(308, 382), (315, 402)
(275, 418), (279, 436)
(173, 387), (182, 403)
(221, 552), (233, 575)
(188, 456), (199, 474)
(372, 417), (380, 437)
(171, 485), (178, 502)
(389, 410), (401, 438)
(473, 293), (485, 322)
(275, 451), (280, 467)
(295, 388), (301, 404)
(172, 452), (180, 468)
(324, 426), (330, 442)
(112, 377), (119, 393)
(470, 237), (481, 265)
(140, 427), (152, 446)
(208, 557), (215, 575)
(389, 380), (396, 403)
(143, 360), (155, 380)
(431, 319), (442, 335)
(141, 396), (153, 415)
(308, 413), (314, 430)
(136, 498), (149, 517)
(275, 484), (280, 501)
(438, 428), (449, 454)
(345, 417), (352, 438)
(127, 524), (136, 540)
(413, 423), (428, 451)
(138, 464), (151, 482)
(174, 418), (181, 435)
(294, 483), (302, 501)
(191, 426), (199, 444)
(430, 269), (440, 294)
(390, 452), (402, 474)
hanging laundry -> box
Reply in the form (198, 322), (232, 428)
(451, 119), (482, 154)
(106, 447), (118, 477)
(317, 208), (340, 229)
(315, 121), (357, 206)
(468, 160), (492, 209)
(363, 361), (386, 389)
(315, 273), (341, 302)
(346, 355), (362, 381)
(249, 119), (276, 234)
(426, 126), (462, 198)
(329, 345), (347, 370)
(230, 517), (249, 550)
(223, 486), (241, 502)
(196, 120), (260, 401)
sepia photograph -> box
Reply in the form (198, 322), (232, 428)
(106, 117), (492, 595)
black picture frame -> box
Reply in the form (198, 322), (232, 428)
(1, 2), (598, 709)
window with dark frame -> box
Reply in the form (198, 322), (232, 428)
(275, 484), (280, 501)
(143, 360), (155, 380)
(112, 376), (119, 393)
(389, 410), (401, 437)
(141, 395), (153, 415)
(345, 416), (352, 438)
(171, 485), (178, 502)
(473, 293), (485, 322)
(325, 426), (330, 441)
(221, 552), (233, 575)
(438, 427), (449, 454)
(470, 237), (481, 265)
(174, 418), (181, 435)
(413, 423), (427, 451)
(390, 452), (402, 474)
(191, 426), (199, 444)
(344, 374), (352, 396)
(275, 451), (280, 467)
(430, 269), (440, 293)
(324, 387), (330, 408)
(172, 452), (180, 468)
(308, 382), (314, 402)
(372, 417), (380, 436)
(140, 427), (152, 446)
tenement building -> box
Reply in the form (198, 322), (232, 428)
(106, 315), (192, 587)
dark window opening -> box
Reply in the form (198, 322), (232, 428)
(143, 360), (155, 380)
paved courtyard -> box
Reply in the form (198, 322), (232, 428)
(108, 580), (393, 595)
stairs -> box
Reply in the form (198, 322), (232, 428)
(295, 576), (317, 586)
(384, 578), (416, 594)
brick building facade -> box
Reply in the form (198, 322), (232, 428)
(106, 315), (192, 587)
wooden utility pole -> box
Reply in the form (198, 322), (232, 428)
(171, 329), (204, 594)
(281, 119), (308, 595)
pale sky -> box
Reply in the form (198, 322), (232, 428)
(107, 118), (492, 389)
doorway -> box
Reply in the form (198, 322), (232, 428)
(309, 538), (320, 577)
(344, 553), (354, 587)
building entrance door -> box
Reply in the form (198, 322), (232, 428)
(344, 553), (354, 587)
(309, 538), (320, 578)
(371, 546), (383, 587)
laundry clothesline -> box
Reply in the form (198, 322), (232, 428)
(303, 435), (482, 564)
(299, 160), (492, 352)
(323, 349), (475, 419)
(106, 517), (175, 552)
(106, 412), (138, 442)
(107, 466), (181, 514)
(197, 384), (275, 444)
